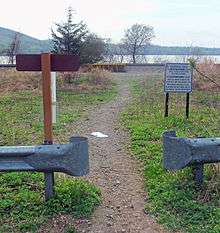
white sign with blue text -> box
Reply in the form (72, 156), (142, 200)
(164, 63), (192, 93)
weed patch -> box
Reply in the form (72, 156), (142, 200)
(121, 77), (220, 233)
(0, 176), (101, 232)
(0, 71), (116, 231)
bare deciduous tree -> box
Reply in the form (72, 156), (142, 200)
(122, 24), (155, 63)
(104, 41), (126, 63)
(6, 32), (21, 64)
(115, 43), (126, 63)
(104, 38), (115, 63)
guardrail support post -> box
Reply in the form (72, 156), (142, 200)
(192, 163), (204, 186)
(45, 172), (55, 200)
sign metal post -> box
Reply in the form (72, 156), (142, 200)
(164, 92), (170, 117)
(186, 93), (190, 119)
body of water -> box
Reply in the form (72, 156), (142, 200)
(0, 56), (9, 64)
(106, 55), (220, 64)
(1, 55), (220, 65)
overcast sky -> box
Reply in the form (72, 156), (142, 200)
(1, 0), (220, 47)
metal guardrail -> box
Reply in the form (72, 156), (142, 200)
(0, 137), (89, 200)
(0, 56), (88, 201)
(163, 131), (220, 185)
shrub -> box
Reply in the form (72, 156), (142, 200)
(87, 68), (111, 86)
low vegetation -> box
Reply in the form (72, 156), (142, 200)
(194, 58), (220, 91)
(0, 177), (101, 232)
(0, 68), (115, 94)
(89, 63), (127, 72)
(0, 68), (116, 232)
(122, 73), (220, 233)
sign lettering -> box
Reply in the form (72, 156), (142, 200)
(164, 63), (192, 93)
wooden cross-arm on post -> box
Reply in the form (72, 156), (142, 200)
(15, 53), (80, 200)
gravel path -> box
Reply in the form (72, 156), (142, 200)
(71, 73), (168, 233)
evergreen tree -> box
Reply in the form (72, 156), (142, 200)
(52, 7), (106, 65)
(51, 7), (88, 55)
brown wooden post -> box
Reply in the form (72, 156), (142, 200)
(16, 53), (80, 200)
(41, 53), (53, 144)
(41, 53), (54, 200)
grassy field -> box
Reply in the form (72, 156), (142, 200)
(121, 72), (220, 233)
(0, 69), (116, 232)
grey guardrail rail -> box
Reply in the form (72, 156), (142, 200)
(163, 131), (220, 185)
(0, 136), (89, 176)
(0, 136), (89, 199)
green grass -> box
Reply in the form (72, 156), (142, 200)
(0, 84), (116, 232)
(0, 88), (117, 146)
(121, 76), (220, 233)
(0, 177), (100, 232)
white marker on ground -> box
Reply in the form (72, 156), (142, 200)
(91, 132), (108, 138)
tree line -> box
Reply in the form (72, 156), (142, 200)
(52, 7), (155, 64)
(2, 7), (155, 64)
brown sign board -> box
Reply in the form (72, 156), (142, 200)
(16, 54), (80, 72)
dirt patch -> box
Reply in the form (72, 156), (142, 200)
(62, 73), (169, 233)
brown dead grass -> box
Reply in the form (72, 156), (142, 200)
(0, 68), (113, 95)
(58, 69), (113, 92)
(0, 68), (42, 95)
(194, 59), (220, 91)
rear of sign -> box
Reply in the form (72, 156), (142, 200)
(16, 54), (80, 72)
(164, 63), (192, 93)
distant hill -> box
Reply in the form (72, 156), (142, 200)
(1, 26), (220, 56)
(143, 45), (220, 55)
(109, 44), (220, 56)
(0, 26), (50, 53)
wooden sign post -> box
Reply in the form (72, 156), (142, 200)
(16, 53), (80, 200)
(41, 53), (54, 199)
(41, 53), (53, 144)
(164, 63), (193, 119)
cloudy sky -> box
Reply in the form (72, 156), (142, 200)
(1, 0), (220, 47)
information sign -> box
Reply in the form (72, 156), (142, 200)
(164, 63), (192, 93)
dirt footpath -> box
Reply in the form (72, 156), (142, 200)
(71, 73), (168, 233)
